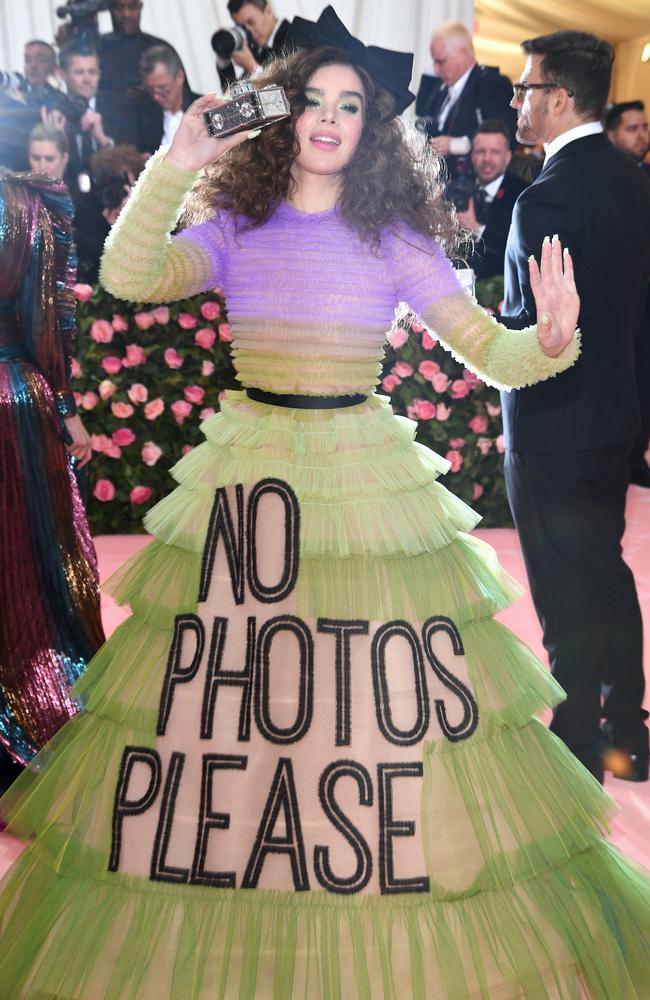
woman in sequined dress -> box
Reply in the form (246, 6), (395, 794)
(0, 168), (105, 794)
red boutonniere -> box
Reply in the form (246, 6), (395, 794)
(495, 188), (505, 200)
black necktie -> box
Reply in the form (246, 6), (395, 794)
(473, 186), (490, 224)
(80, 100), (95, 169)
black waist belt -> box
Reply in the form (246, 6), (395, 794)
(246, 388), (367, 409)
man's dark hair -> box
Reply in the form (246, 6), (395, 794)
(473, 119), (512, 145)
(59, 42), (99, 72)
(521, 31), (613, 120)
(228, 0), (268, 13)
(605, 100), (645, 132)
(140, 44), (183, 80)
(25, 39), (56, 56)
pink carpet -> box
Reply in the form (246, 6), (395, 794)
(1, 485), (649, 877)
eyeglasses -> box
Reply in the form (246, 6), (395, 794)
(512, 82), (574, 100)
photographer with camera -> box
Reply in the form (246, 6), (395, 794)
(0, 41), (65, 171)
(214, 0), (290, 91)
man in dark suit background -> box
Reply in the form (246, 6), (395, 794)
(217, 0), (290, 92)
(457, 120), (528, 280)
(415, 22), (516, 183)
(502, 31), (650, 783)
(138, 45), (201, 154)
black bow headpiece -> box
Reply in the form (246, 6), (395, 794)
(285, 6), (415, 116)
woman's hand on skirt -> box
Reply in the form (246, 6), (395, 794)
(529, 235), (580, 358)
(63, 414), (92, 468)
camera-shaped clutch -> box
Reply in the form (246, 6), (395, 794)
(203, 81), (291, 138)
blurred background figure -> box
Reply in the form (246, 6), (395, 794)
(28, 122), (69, 178)
(0, 168), (104, 795)
(606, 100), (650, 177)
(415, 21), (516, 187)
(214, 0), (290, 90)
(139, 45), (201, 152)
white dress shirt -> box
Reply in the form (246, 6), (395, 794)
(544, 121), (603, 165)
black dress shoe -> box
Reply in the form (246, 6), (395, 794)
(629, 463), (650, 488)
(600, 723), (649, 782)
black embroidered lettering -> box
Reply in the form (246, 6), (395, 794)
(247, 479), (300, 603)
(201, 617), (255, 741)
(150, 751), (189, 884)
(314, 760), (373, 894)
(377, 762), (429, 895)
(371, 621), (429, 746)
(317, 619), (369, 746)
(242, 757), (309, 891)
(199, 484), (245, 604)
(190, 754), (247, 888)
(255, 616), (313, 744)
(157, 615), (205, 736)
(109, 746), (161, 872)
(421, 616), (479, 742)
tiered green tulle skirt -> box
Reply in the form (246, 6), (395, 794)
(0, 391), (648, 999)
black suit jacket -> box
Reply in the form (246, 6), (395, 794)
(218, 19), (291, 93)
(416, 65), (516, 145)
(469, 172), (527, 280)
(137, 87), (202, 156)
(501, 132), (650, 451)
(65, 91), (138, 188)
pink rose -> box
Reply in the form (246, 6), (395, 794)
(90, 319), (114, 344)
(410, 321), (424, 334)
(200, 300), (221, 321)
(381, 374), (402, 393)
(477, 437), (492, 455)
(101, 355), (122, 375)
(195, 327), (217, 350)
(152, 306), (170, 325)
(73, 391), (82, 407)
(70, 358), (82, 378)
(202, 360), (215, 377)
(218, 323), (233, 342)
(93, 479), (115, 501)
(422, 331), (438, 350)
(393, 361), (413, 378)
(184, 384), (205, 405)
(112, 314), (128, 332)
(462, 369), (483, 390)
(419, 360), (441, 381)
(164, 348), (183, 369)
(111, 401), (134, 419)
(218, 390), (227, 402)
(450, 379), (470, 399)
(171, 399), (193, 424)
(98, 379), (117, 400)
(130, 485), (153, 505)
(104, 441), (122, 459)
(446, 449), (463, 473)
(91, 434), (111, 453)
(178, 312), (198, 330)
(181, 444), (193, 456)
(124, 343), (146, 367)
(412, 399), (437, 420)
(472, 482), (484, 501)
(498, 300), (504, 313)
(436, 403), (451, 421)
(73, 283), (93, 301)
(141, 441), (163, 466)
(388, 326), (408, 348)
(449, 437), (465, 449)
(144, 397), (165, 420)
(134, 311), (156, 330)
(200, 406), (216, 420)
(127, 382), (148, 404)
(486, 401), (501, 417)
(81, 391), (99, 410)
(469, 415), (489, 434)
(112, 427), (136, 446)
(431, 372), (450, 394)
(496, 434), (505, 454)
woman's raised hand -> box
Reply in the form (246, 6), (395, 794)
(528, 235), (580, 358)
(164, 95), (253, 173)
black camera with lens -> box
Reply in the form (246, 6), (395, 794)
(91, 170), (130, 212)
(446, 175), (476, 214)
(210, 25), (251, 69)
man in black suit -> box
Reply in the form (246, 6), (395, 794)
(415, 22), (516, 183)
(457, 120), (527, 280)
(217, 0), (290, 92)
(502, 31), (650, 783)
(138, 45), (201, 154)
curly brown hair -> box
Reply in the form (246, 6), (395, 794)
(182, 47), (465, 257)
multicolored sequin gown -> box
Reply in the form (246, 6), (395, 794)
(0, 153), (648, 998)
(0, 172), (104, 768)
